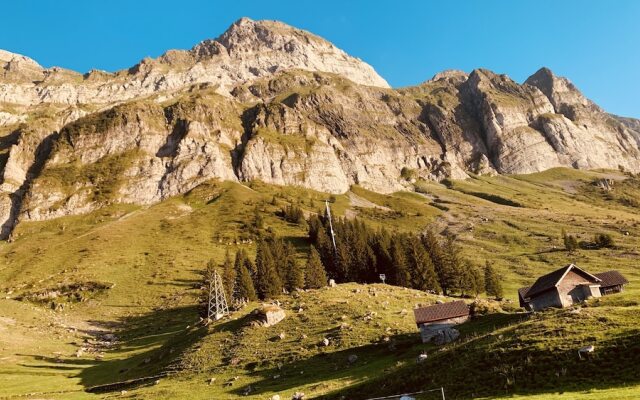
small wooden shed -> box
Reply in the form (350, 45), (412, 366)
(594, 270), (629, 295)
(413, 300), (469, 343)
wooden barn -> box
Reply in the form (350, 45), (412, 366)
(413, 300), (469, 343)
(594, 270), (629, 295)
(519, 264), (629, 311)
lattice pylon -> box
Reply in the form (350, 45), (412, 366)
(207, 270), (229, 321)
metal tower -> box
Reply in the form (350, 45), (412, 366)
(325, 200), (337, 253)
(207, 270), (229, 321)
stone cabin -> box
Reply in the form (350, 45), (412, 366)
(519, 264), (629, 311)
(413, 300), (470, 343)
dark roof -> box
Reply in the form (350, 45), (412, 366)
(413, 300), (469, 324)
(518, 286), (531, 299)
(594, 270), (629, 288)
(526, 264), (601, 298)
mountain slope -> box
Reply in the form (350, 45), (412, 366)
(0, 19), (640, 239)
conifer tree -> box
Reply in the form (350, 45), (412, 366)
(221, 250), (236, 301)
(305, 246), (328, 289)
(255, 240), (283, 299)
(284, 242), (304, 291)
(439, 236), (463, 295)
(235, 256), (257, 302)
(390, 237), (411, 287)
(459, 262), (484, 297)
(407, 236), (441, 292)
(484, 261), (504, 299)
(233, 249), (257, 302)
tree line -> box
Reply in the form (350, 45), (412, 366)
(205, 212), (503, 305)
(307, 214), (503, 299)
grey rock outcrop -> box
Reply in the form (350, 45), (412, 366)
(0, 19), (639, 238)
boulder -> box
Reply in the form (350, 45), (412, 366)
(253, 305), (286, 327)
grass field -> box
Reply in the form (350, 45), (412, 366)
(0, 168), (638, 399)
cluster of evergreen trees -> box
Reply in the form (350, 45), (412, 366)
(307, 214), (503, 298)
(207, 212), (505, 304)
(213, 236), (328, 303)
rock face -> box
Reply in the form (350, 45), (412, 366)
(0, 18), (388, 107)
(0, 18), (639, 238)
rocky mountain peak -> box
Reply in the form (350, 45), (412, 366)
(525, 67), (597, 119)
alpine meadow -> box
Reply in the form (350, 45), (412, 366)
(1, 7), (640, 400)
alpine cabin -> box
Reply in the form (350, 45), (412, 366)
(413, 300), (469, 343)
(519, 264), (629, 311)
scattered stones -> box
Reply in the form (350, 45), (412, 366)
(321, 338), (330, 346)
(347, 354), (358, 363)
(291, 392), (305, 400)
(271, 395), (281, 400)
(278, 332), (286, 340)
(329, 279), (336, 287)
(416, 353), (428, 363)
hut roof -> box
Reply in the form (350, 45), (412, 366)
(594, 270), (629, 288)
(518, 286), (531, 299)
(526, 264), (601, 298)
(413, 300), (469, 325)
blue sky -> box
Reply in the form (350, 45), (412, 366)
(3, 0), (639, 117)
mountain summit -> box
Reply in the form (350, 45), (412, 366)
(0, 17), (388, 107)
(0, 19), (639, 238)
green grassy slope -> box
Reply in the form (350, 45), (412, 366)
(0, 169), (638, 399)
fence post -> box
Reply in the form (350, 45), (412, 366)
(440, 387), (446, 400)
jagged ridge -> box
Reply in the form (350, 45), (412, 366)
(0, 19), (640, 239)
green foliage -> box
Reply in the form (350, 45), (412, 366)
(234, 249), (257, 302)
(562, 229), (579, 251)
(220, 250), (235, 302)
(594, 233), (615, 249)
(304, 246), (327, 289)
(254, 239), (283, 299)
(484, 261), (504, 299)
(280, 203), (305, 225)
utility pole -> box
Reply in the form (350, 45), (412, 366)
(325, 200), (337, 254)
(207, 270), (229, 321)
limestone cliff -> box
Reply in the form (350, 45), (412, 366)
(0, 18), (639, 238)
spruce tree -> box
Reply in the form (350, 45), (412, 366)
(390, 237), (411, 287)
(284, 242), (304, 291)
(459, 262), (483, 297)
(305, 246), (328, 289)
(221, 250), (236, 301)
(235, 257), (257, 302)
(255, 240), (283, 299)
(439, 236), (462, 295)
(407, 237), (441, 293)
(484, 261), (504, 299)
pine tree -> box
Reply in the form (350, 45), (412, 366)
(235, 256), (257, 302)
(284, 242), (304, 291)
(390, 237), (411, 287)
(221, 250), (236, 301)
(253, 206), (264, 230)
(255, 240), (283, 299)
(305, 246), (328, 289)
(373, 229), (393, 282)
(459, 262), (484, 297)
(484, 261), (504, 299)
(407, 237), (441, 292)
(439, 236), (463, 295)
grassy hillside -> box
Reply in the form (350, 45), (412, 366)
(0, 168), (639, 399)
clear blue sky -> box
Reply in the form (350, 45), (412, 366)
(3, 0), (639, 117)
